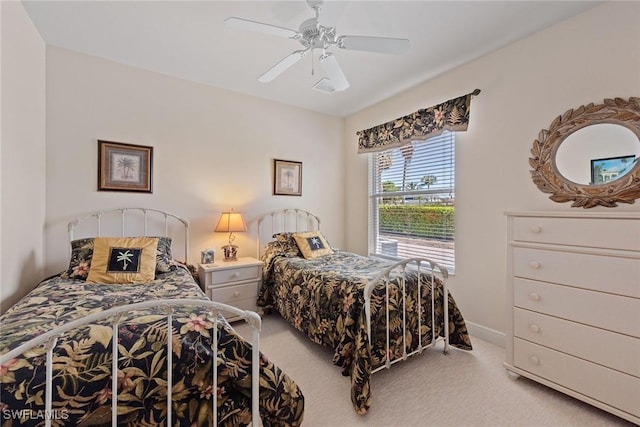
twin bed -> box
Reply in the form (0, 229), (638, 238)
(0, 208), (303, 426)
(257, 209), (472, 414)
(0, 207), (471, 425)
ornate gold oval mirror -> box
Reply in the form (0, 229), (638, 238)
(530, 97), (640, 208)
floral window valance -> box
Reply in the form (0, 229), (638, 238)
(357, 89), (480, 154)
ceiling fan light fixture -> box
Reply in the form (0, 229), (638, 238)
(312, 78), (335, 94)
(320, 52), (349, 92)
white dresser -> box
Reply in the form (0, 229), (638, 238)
(505, 212), (640, 424)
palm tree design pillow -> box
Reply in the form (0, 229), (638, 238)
(86, 237), (158, 284)
(292, 231), (334, 259)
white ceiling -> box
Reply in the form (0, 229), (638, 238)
(22, 1), (600, 117)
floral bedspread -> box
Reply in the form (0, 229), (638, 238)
(0, 266), (304, 426)
(258, 245), (472, 414)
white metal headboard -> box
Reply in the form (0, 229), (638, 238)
(257, 208), (320, 257)
(68, 208), (190, 263)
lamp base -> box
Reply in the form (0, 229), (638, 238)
(221, 244), (239, 262)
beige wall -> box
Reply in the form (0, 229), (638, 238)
(3, 1), (639, 339)
(44, 47), (345, 276)
(0, 2), (46, 313)
(344, 1), (640, 344)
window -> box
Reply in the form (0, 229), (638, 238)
(368, 132), (455, 272)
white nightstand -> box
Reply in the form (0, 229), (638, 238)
(198, 257), (263, 322)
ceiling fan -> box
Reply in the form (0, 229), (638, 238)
(225, 0), (410, 93)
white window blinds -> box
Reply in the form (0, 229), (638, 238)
(368, 132), (455, 272)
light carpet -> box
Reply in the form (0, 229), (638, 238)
(234, 313), (635, 427)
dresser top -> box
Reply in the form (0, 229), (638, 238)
(504, 211), (640, 219)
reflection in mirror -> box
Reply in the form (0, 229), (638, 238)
(529, 97), (640, 208)
(555, 124), (640, 185)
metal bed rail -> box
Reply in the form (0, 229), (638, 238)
(364, 257), (450, 374)
(0, 299), (261, 427)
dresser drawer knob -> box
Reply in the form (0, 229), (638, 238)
(233, 291), (240, 297)
(529, 292), (540, 301)
(231, 273), (240, 279)
(528, 261), (541, 269)
(529, 324), (540, 333)
(529, 225), (542, 233)
(529, 355), (540, 365)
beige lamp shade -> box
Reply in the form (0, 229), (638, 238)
(215, 210), (247, 261)
(214, 211), (247, 233)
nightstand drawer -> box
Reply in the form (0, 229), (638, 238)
(210, 265), (260, 285)
(210, 282), (258, 302)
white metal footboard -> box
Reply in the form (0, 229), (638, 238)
(364, 257), (449, 374)
(0, 300), (261, 427)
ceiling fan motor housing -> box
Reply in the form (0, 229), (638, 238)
(298, 18), (336, 50)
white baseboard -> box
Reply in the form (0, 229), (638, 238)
(465, 321), (505, 348)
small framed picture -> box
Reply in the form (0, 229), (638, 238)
(201, 248), (215, 264)
(98, 140), (153, 192)
(273, 159), (302, 196)
(590, 154), (636, 185)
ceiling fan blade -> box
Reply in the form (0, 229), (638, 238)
(258, 50), (307, 83)
(337, 35), (410, 55)
(320, 53), (349, 92)
(225, 17), (298, 39)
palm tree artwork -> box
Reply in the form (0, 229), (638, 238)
(116, 249), (135, 270)
(282, 169), (295, 188)
(116, 156), (137, 180)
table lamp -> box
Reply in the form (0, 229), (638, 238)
(214, 209), (247, 261)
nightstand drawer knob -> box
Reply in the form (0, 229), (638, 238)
(529, 324), (540, 333)
(233, 291), (240, 297)
(529, 225), (542, 233)
(529, 292), (540, 302)
(528, 261), (541, 269)
(529, 355), (540, 366)
(231, 272), (240, 278)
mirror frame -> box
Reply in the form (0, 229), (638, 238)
(529, 97), (640, 208)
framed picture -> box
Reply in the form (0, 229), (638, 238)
(590, 154), (636, 185)
(98, 140), (153, 192)
(273, 159), (302, 196)
(200, 248), (215, 264)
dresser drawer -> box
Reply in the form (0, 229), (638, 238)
(513, 278), (640, 338)
(210, 265), (260, 285)
(514, 308), (640, 377)
(513, 216), (640, 251)
(513, 246), (640, 298)
(210, 282), (258, 302)
(514, 338), (640, 418)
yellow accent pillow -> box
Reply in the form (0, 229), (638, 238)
(292, 231), (334, 259)
(86, 237), (158, 284)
